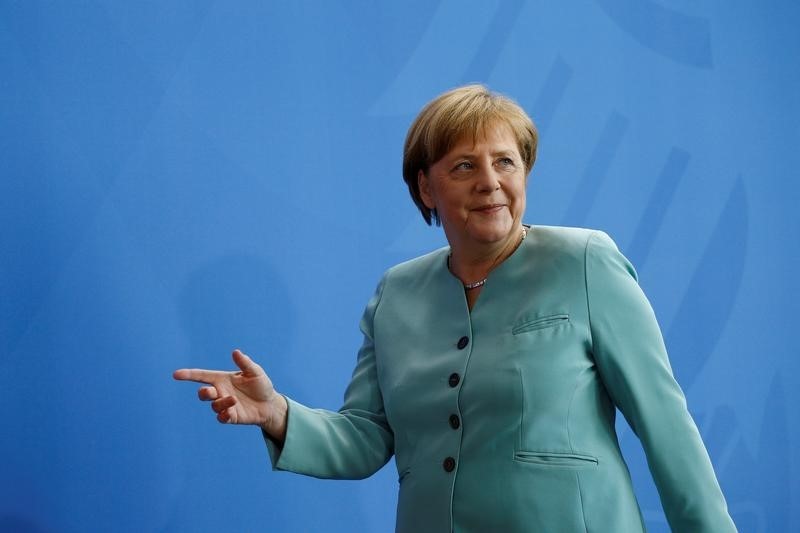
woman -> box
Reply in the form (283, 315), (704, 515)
(174, 85), (736, 532)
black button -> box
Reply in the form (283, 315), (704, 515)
(443, 457), (456, 472)
(449, 414), (460, 429)
(457, 336), (469, 349)
(448, 373), (460, 387)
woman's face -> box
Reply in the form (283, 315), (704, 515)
(419, 122), (527, 251)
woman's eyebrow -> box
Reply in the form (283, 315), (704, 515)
(447, 152), (476, 161)
(450, 148), (517, 160)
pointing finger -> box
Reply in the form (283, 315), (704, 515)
(173, 368), (225, 384)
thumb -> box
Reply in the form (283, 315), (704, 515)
(232, 349), (261, 375)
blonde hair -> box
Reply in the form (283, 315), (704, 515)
(402, 84), (538, 225)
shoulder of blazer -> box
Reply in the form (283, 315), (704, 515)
(384, 245), (450, 284)
(522, 225), (603, 267)
(528, 224), (597, 249)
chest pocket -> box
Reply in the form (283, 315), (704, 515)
(511, 313), (569, 335)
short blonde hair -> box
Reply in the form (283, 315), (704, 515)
(402, 84), (538, 225)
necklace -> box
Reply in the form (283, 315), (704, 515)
(463, 278), (487, 290)
(452, 226), (528, 290)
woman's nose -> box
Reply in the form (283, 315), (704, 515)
(475, 167), (501, 192)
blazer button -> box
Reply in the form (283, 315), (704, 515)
(443, 457), (456, 472)
(457, 336), (469, 349)
(449, 414), (460, 429)
(448, 373), (460, 387)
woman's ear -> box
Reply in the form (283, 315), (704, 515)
(418, 170), (435, 209)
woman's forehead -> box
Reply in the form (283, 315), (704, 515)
(446, 121), (519, 155)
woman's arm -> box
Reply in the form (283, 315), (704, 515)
(585, 231), (737, 532)
(264, 276), (394, 479)
(174, 276), (395, 480)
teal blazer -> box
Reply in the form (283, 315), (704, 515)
(266, 226), (736, 532)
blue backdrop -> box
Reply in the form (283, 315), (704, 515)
(2, 1), (798, 531)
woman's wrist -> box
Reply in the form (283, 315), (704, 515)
(262, 392), (288, 444)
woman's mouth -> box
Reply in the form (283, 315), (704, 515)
(473, 204), (504, 214)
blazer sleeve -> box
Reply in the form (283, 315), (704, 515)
(263, 276), (394, 479)
(585, 231), (737, 532)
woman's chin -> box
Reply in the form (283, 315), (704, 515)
(466, 223), (516, 245)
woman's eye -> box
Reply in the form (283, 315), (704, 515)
(497, 157), (516, 168)
(453, 161), (473, 171)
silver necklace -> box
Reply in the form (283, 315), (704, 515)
(452, 226), (528, 290)
(463, 277), (487, 290)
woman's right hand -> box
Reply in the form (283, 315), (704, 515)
(173, 349), (288, 443)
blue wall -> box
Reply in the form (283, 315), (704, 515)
(2, 1), (798, 531)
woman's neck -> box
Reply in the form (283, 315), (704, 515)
(448, 225), (526, 287)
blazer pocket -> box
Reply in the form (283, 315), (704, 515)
(512, 313), (569, 335)
(514, 451), (598, 467)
